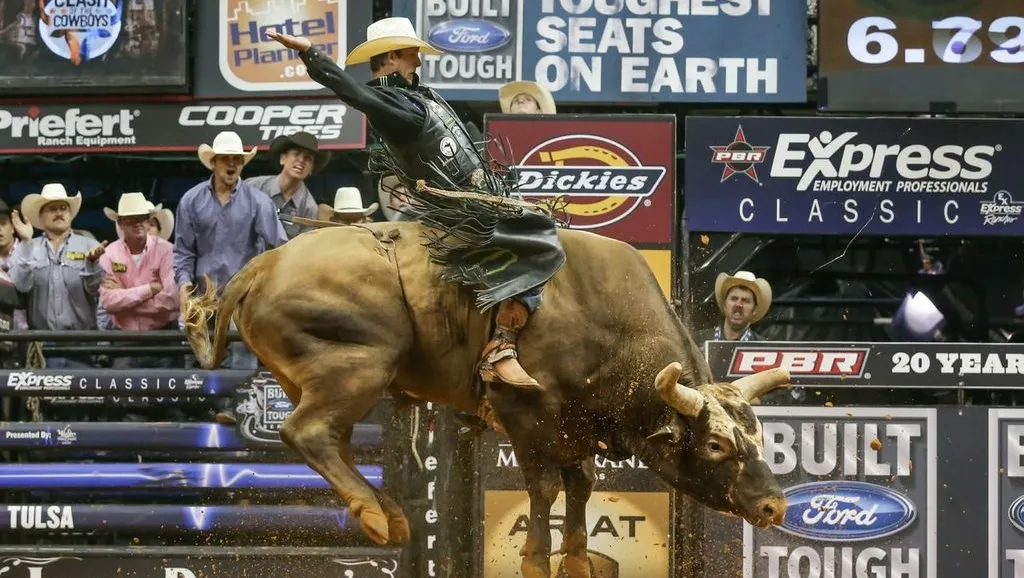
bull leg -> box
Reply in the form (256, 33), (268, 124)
(337, 427), (411, 544)
(558, 459), (596, 578)
(518, 460), (562, 578)
(278, 380), (392, 546)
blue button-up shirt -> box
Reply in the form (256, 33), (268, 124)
(173, 177), (289, 293)
(8, 232), (103, 330)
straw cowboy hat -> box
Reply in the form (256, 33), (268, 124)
(269, 131), (331, 175)
(318, 187), (379, 220)
(714, 270), (773, 323)
(197, 131), (257, 170)
(103, 193), (173, 241)
(21, 183), (82, 230)
(345, 16), (441, 65)
(499, 80), (557, 115)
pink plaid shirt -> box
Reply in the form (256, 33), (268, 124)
(98, 235), (179, 331)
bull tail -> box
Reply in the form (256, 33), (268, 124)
(180, 258), (263, 369)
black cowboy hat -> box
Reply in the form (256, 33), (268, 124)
(269, 131), (331, 175)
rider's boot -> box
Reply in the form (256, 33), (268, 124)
(479, 298), (542, 390)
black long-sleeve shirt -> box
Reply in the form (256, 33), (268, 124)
(299, 47), (426, 144)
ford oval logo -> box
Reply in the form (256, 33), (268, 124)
(775, 481), (916, 542)
(269, 400), (293, 411)
(1007, 495), (1024, 533)
(427, 19), (511, 53)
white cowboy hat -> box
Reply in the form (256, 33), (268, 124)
(345, 17), (441, 65)
(197, 131), (257, 170)
(318, 186), (379, 220)
(21, 183), (82, 230)
(499, 80), (557, 115)
(103, 193), (174, 241)
(714, 270), (773, 324)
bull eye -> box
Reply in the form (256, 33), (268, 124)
(708, 441), (724, 453)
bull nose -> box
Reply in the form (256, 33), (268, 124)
(756, 496), (787, 526)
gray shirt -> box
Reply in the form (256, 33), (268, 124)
(245, 174), (318, 239)
(8, 233), (102, 330)
(173, 177), (289, 293)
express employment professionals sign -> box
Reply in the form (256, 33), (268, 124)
(705, 341), (1024, 389)
(684, 116), (1024, 236)
(393, 0), (807, 103)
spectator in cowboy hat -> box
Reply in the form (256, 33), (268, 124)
(694, 270), (772, 344)
(174, 130), (288, 424)
(499, 80), (557, 115)
(7, 183), (107, 368)
(246, 131), (330, 239)
(319, 186), (378, 225)
(98, 192), (180, 370)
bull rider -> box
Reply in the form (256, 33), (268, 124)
(267, 18), (566, 391)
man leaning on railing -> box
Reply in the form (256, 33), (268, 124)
(98, 193), (181, 369)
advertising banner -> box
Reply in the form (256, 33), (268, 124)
(684, 116), (1024, 236)
(817, 0), (1024, 114)
(484, 114), (676, 296)
(393, 0), (807, 103)
(476, 431), (672, 577)
(0, 549), (404, 577)
(192, 0), (374, 98)
(0, 99), (365, 154)
(743, 407), (936, 578)
(705, 340), (1024, 389)
(0, 0), (188, 95)
(990, 408), (1024, 578)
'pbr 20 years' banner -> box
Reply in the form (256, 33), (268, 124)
(0, 100), (365, 153)
(393, 0), (807, 103)
(705, 341), (1024, 389)
(484, 114), (676, 296)
(193, 0), (374, 98)
(684, 116), (1024, 236)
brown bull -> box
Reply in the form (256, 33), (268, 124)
(181, 222), (792, 578)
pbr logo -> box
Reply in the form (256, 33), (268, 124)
(38, 0), (123, 65)
(514, 134), (667, 230)
(234, 372), (294, 444)
(220, 0), (344, 92)
(746, 407), (936, 578)
(726, 347), (870, 379)
(710, 125), (770, 185)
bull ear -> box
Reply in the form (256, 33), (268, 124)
(654, 362), (705, 417)
(646, 421), (683, 445)
(732, 367), (792, 402)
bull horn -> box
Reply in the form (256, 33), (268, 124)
(733, 367), (792, 401)
(654, 362), (704, 417)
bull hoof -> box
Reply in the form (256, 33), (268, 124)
(520, 554), (551, 578)
(561, 553), (592, 578)
(357, 507), (391, 546)
(387, 512), (412, 545)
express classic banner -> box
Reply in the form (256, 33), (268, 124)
(192, 0), (374, 98)
(705, 340), (1024, 389)
(0, 100), (366, 153)
(393, 0), (807, 103)
(484, 114), (676, 295)
(684, 116), (1024, 236)
(476, 431), (672, 577)
(0, 0), (188, 95)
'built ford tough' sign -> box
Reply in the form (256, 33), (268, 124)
(393, 0), (807, 103)
(684, 116), (1024, 236)
(746, 407), (936, 578)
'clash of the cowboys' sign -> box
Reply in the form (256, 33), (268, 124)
(393, 0), (807, 102)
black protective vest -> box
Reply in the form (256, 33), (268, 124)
(378, 87), (508, 196)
